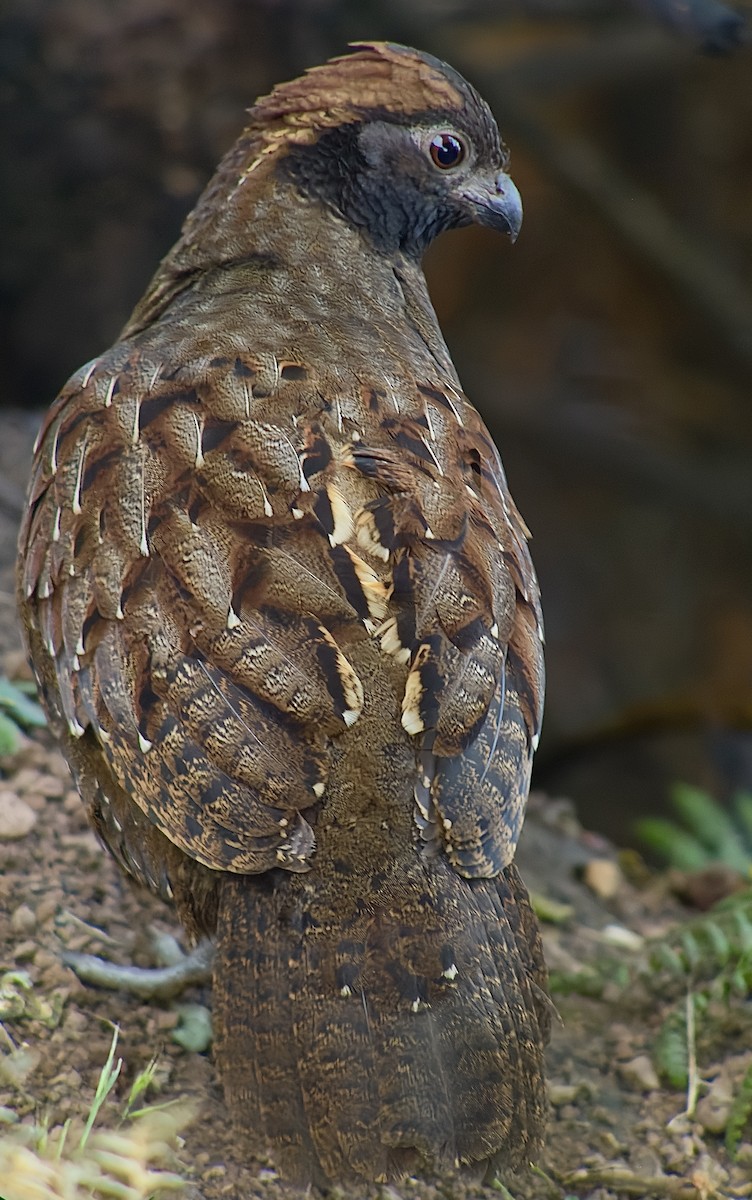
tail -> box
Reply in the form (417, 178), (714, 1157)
(212, 858), (550, 1187)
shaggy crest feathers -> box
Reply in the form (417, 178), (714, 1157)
(252, 41), (479, 131)
(237, 40), (503, 189)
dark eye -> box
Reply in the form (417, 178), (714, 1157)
(429, 133), (465, 170)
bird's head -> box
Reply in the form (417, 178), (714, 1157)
(127, 43), (520, 331)
(266, 42), (522, 257)
(267, 42), (522, 258)
(183, 43), (520, 264)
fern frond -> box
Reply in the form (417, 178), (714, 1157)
(725, 1059), (752, 1159)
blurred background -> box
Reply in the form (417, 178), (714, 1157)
(1, 0), (751, 847)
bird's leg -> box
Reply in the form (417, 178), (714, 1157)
(63, 930), (214, 1001)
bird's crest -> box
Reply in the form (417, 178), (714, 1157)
(238, 42), (471, 178)
(255, 42), (465, 128)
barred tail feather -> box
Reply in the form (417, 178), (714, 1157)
(212, 859), (549, 1186)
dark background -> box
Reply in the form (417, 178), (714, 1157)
(3, 0), (752, 844)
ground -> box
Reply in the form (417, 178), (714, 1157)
(1, 414), (751, 1200)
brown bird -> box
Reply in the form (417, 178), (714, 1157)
(17, 42), (549, 1187)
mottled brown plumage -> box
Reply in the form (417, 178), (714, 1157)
(18, 42), (549, 1187)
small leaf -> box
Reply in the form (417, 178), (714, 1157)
(670, 783), (749, 872)
(653, 1009), (689, 1089)
(733, 793), (752, 859)
(0, 678), (46, 730)
(701, 918), (731, 966)
(0, 711), (20, 756)
(172, 1003), (213, 1053)
(635, 817), (708, 870)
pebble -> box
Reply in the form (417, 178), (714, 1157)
(202, 1165), (227, 1181)
(38, 776), (65, 798)
(583, 858), (623, 899)
(63, 790), (82, 814)
(0, 791), (37, 840)
(734, 1142), (752, 1166)
(12, 939), (37, 962)
(65, 1009), (88, 1034)
(153, 1009), (180, 1032)
(617, 1054), (660, 1092)
(10, 902), (37, 934)
(34, 895), (58, 925)
(689, 1151), (729, 1193)
(550, 1083), (585, 1106)
(21, 790), (48, 812)
(33, 949), (59, 973)
(12, 767), (46, 795)
(695, 1053), (752, 1134)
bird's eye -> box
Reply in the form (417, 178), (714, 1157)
(429, 133), (465, 170)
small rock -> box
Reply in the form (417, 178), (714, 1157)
(689, 1152), (729, 1194)
(65, 1009), (88, 1034)
(10, 903), (37, 934)
(0, 792), (37, 840)
(12, 939), (37, 962)
(583, 858), (623, 899)
(550, 1083), (585, 1106)
(601, 924), (644, 952)
(201, 1165), (226, 1181)
(670, 864), (746, 910)
(695, 1054), (752, 1134)
(11, 768), (44, 795)
(63, 791), (82, 814)
(695, 1079), (734, 1134)
(34, 895), (59, 925)
(21, 790), (48, 813)
(662, 1132), (699, 1173)
(631, 1146), (664, 1176)
(733, 1142), (752, 1166)
(153, 1008), (180, 1032)
(618, 1054), (660, 1092)
(36, 775), (65, 799)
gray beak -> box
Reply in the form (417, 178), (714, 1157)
(462, 171), (523, 241)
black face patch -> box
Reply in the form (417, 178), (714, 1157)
(277, 104), (503, 258)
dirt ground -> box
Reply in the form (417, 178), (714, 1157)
(1, 414), (751, 1200)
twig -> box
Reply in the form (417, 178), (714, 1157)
(684, 986), (702, 1117)
(563, 1164), (730, 1197)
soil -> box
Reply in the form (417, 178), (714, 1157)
(1, 414), (751, 1200)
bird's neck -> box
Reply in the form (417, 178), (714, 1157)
(126, 185), (459, 386)
(258, 197), (460, 383)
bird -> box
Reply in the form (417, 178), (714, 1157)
(17, 41), (549, 1188)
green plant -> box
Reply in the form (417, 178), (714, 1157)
(0, 1026), (193, 1200)
(636, 782), (752, 873)
(0, 676), (46, 755)
(551, 888), (752, 1154)
(726, 1058), (752, 1159)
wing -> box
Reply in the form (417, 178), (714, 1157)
(18, 343), (371, 876)
(348, 385), (544, 879)
(18, 328), (542, 884)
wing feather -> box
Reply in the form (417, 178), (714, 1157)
(18, 332), (543, 888)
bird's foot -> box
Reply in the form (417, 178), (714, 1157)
(62, 930), (214, 1001)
